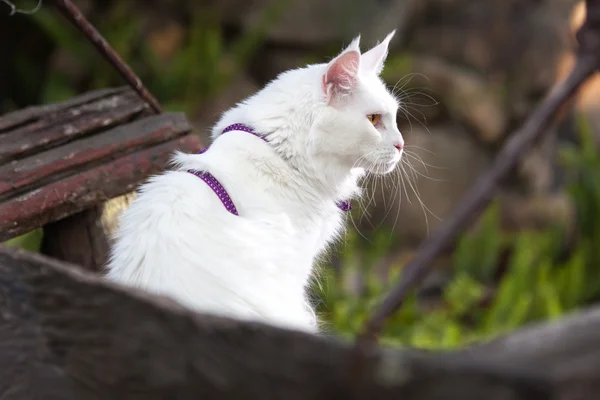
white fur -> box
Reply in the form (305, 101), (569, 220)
(105, 31), (404, 333)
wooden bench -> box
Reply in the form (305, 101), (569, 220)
(0, 87), (202, 270)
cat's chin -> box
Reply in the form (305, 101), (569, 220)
(367, 160), (399, 175)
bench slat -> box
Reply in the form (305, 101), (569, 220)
(0, 113), (192, 201)
(0, 87), (129, 133)
(0, 134), (201, 242)
(0, 90), (148, 163)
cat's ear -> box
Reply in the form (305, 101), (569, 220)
(361, 30), (395, 76)
(323, 36), (361, 103)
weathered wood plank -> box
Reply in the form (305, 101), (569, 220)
(465, 308), (600, 400)
(0, 89), (149, 163)
(0, 113), (192, 201)
(0, 245), (552, 400)
(0, 87), (129, 133)
(0, 134), (202, 242)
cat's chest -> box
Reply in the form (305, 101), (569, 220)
(244, 199), (343, 260)
(225, 177), (339, 238)
(191, 153), (345, 257)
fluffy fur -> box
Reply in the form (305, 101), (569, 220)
(105, 31), (404, 333)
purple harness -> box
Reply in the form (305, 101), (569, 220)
(187, 123), (352, 216)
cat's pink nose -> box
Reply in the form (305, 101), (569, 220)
(394, 142), (403, 152)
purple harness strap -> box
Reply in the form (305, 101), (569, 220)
(188, 123), (351, 215)
(187, 170), (240, 216)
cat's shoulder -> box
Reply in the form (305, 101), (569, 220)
(133, 167), (214, 210)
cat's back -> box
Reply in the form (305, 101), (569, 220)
(105, 161), (318, 330)
(108, 166), (222, 285)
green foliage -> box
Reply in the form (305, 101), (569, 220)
(315, 113), (600, 349)
(453, 203), (503, 283)
(3, 229), (44, 252)
(381, 54), (413, 82)
(22, 3), (283, 114)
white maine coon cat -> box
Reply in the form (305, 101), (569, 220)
(106, 31), (404, 333)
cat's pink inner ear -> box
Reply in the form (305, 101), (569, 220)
(323, 50), (360, 100)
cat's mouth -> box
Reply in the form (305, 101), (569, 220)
(354, 151), (401, 175)
(367, 158), (400, 174)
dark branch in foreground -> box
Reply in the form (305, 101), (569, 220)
(49, 0), (163, 114)
(0, 245), (575, 399)
(356, 0), (600, 347)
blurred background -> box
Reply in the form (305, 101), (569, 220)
(2, 0), (600, 348)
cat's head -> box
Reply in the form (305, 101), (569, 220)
(212, 31), (402, 188)
(310, 31), (403, 176)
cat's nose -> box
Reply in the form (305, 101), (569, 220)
(393, 136), (404, 152)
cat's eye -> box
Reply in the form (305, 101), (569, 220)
(367, 114), (381, 126)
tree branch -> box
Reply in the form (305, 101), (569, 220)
(49, 0), (163, 114)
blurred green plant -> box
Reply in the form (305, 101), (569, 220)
(3, 229), (43, 252)
(25, 1), (285, 114)
(315, 113), (600, 349)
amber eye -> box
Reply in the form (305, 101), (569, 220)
(367, 114), (381, 125)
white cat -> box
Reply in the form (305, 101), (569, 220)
(105, 31), (404, 333)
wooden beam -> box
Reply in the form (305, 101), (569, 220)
(465, 308), (600, 400)
(0, 87), (127, 133)
(39, 205), (111, 273)
(0, 113), (192, 200)
(0, 134), (202, 242)
(0, 245), (553, 399)
(0, 87), (203, 271)
(0, 88), (149, 163)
